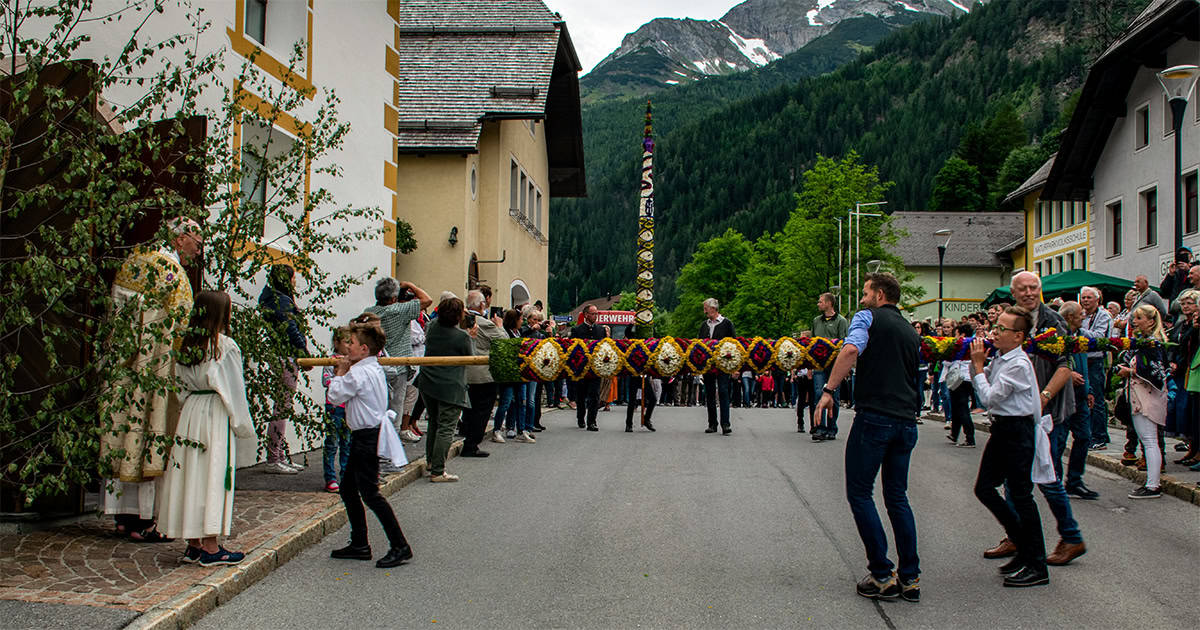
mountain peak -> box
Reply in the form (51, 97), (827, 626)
(583, 0), (980, 101)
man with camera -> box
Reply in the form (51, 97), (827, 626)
(365, 277), (432, 447)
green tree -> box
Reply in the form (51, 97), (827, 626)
(929, 156), (985, 212)
(668, 228), (751, 337)
(993, 144), (1051, 209)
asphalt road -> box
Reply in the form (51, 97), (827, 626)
(196, 404), (1199, 630)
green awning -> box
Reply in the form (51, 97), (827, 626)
(981, 270), (1157, 308)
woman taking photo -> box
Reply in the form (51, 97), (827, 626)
(157, 291), (255, 565)
(416, 296), (474, 483)
(1116, 304), (1171, 499)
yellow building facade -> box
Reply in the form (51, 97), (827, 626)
(1006, 155), (1093, 277)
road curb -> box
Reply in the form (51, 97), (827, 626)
(955, 418), (1200, 507)
(125, 439), (463, 630)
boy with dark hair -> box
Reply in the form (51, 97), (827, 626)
(327, 323), (413, 568)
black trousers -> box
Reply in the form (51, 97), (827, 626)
(974, 416), (1045, 571)
(342, 427), (407, 550)
(626, 376), (657, 427)
(796, 377), (813, 428)
(576, 378), (601, 427)
(463, 382), (498, 452)
(703, 373), (731, 429)
(949, 383), (976, 444)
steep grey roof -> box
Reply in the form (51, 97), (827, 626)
(391, 0), (586, 195)
(1002, 154), (1055, 205)
(888, 212), (1025, 268)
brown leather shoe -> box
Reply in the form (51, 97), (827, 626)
(1046, 539), (1086, 566)
(983, 538), (1017, 559)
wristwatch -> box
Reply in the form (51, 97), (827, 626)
(1040, 389), (1052, 399)
(822, 386), (838, 397)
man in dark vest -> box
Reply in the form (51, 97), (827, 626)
(570, 304), (607, 431)
(815, 272), (921, 603)
(698, 297), (736, 434)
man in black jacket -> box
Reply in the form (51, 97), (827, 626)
(571, 305), (607, 431)
(698, 298), (736, 434)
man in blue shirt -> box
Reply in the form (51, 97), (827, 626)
(815, 273), (922, 603)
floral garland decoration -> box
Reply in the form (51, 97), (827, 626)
(488, 333), (1162, 383)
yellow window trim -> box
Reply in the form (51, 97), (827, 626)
(228, 0), (315, 99)
(230, 85), (313, 263)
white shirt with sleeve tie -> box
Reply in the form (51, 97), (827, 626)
(971, 346), (1040, 418)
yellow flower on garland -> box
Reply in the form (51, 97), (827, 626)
(590, 338), (625, 378)
(773, 337), (803, 372)
(650, 336), (686, 378)
(525, 338), (565, 382)
(713, 338), (745, 374)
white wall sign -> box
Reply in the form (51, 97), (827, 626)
(1160, 251), (1175, 279)
(1032, 226), (1087, 258)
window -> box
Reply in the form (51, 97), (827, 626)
(1054, 201), (1063, 232)
(470, 164), (477, 200)
(535, 190), (542, 232)
(519, 172), (527, 218)
(1035, 201), (1044, 237)
(1035, 261), (1043, 276)
(528, 119), (536, 137)
(1141, 187), (1158, 247)
(240, 148), (266, 210)
(1135, 104), (1150, 149)
(527, 181), (535, 221)
(245, 0), (266, 44)
(1164, 94), (1174, 137)
(1077, 248), (1087, 271)
(510, 161), (519, 210)
(239, 118), (300, 248)
(1108, 200), (1122, 257)
(1067, 252), (1075, 271)
(1055, 255), (1063, 273)
(1186, 171), (1198, 236)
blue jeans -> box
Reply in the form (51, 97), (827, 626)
(515, 382), (533, 432)
(844, 411), (920, 582)
(1007, 423), (1083, 545)
(323, 404), (351, 484)
(1062, 401), (1092, 488)
(1086, 358), (1108, 443)
(741, 375), (753, 408)
(494, 385), (516, 432)
(812, 370), (839, 436)
(939, 382), (951, 417)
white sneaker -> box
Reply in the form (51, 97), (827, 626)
(491, 430), (506, 443)
(430, 472), (460, 483)
(400, 430), (420, 443)
(285, 460), (305, 471)
(515, 432), (536, 443)
(264, 462), (299, 475)
(506, 430), (517, 439)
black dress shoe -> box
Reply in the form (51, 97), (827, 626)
(722, 427), (732, 435)
(1065, 483), (1099, 500)
(812, 432), (827, 441)
(460, 449), (490, 458)
(705, 427), (718, 433)
(586, 425), (599, 432)
(645, 421), (656, 432)
(331, 543), (372, 560)
(376, 545), (413, 568)
(625, 425), (633, 432)
(578, 421), (585, 428)
(530, 426), (544, 432)
(998, 558), (1024, 575)
(1003, 567), (1049, 587)
(797, 425), (806, 433)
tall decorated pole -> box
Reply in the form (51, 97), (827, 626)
(635, 100), (655, 331)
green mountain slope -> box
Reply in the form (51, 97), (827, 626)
(550, 0), (1103, 312)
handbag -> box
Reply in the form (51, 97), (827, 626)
(1114, 390), (1132, 426)
(945, 362), (965, 391)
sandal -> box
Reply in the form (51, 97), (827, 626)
(129, 526), (174, 543)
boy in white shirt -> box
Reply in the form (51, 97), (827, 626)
(969, 305), (1047, 588)
(327, 323), (413, 569)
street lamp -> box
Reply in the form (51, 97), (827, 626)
(935, 229), (953, 320)
(851, 201), (887, 296)
(1157, 64), (1199, 253)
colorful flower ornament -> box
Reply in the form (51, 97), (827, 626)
(526, 338), (563, 382)
(650, 336), (685, 378)
(773, 337), (802, 372)
(589, 338), (625, 379)
(713, 338), (745, 374)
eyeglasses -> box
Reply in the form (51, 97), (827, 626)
(992, 324), (1024, 334)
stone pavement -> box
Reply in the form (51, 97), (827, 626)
(0, 437), (454, 630)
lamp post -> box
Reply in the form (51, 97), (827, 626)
(1157, 64), (1199, 253)
(851, 201), (887, 296)
(934, 229), (953, 320)
(836, 217), (844, 314)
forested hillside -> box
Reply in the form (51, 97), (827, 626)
(549, 0), (1130, 312)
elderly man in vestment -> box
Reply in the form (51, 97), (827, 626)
(100, 217), (201, 541)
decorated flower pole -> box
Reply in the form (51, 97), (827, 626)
(635, 100), (655, 333)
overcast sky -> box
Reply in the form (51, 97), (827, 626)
(542, 0), (739, 74)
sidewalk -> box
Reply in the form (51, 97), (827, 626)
(924, 410), (1200, 506)
(0, 438), (460, 630)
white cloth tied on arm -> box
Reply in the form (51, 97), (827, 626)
(378, 410), (408, 467)
(1031, 414), (1056, 484)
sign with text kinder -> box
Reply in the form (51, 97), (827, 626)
(1032, 225), (1088, 259)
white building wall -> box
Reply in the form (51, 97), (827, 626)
(52, 1), (397, 464)
(1092, 38), (1200, 282)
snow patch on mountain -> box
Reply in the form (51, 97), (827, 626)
(721, 21), (781, 66)
(896, 1), (921, 12)
(946, 0), (970, 12)
(806, 9), (822, 26)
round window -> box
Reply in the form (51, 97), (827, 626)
(470, 164), (477, 200)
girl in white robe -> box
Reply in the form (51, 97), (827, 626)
(157, 291), (255, 566)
